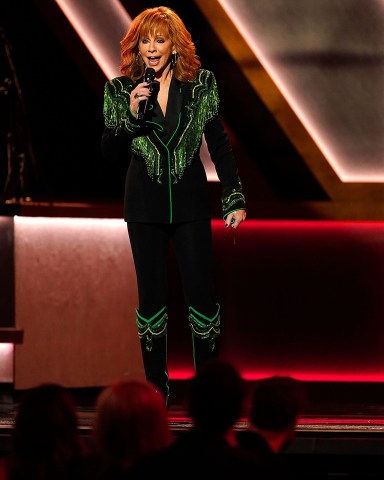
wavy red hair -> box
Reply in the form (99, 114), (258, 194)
(120, 6), (201, 82)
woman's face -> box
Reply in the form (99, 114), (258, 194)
(139, 33), (173, 74)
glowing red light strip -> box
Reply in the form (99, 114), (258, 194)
(169, 368), (384, 382)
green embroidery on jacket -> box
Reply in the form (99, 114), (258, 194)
(133, 134), (164, 184)
(131, 69), (219, 183)
(102, 70), (219, 184)
(222, 175), (246, 216)
(170, 69), (219, 183)
(103, 77), (140, 134)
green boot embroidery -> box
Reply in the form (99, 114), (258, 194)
(189, 304), (220, 368)
(136, 306), (167, 352)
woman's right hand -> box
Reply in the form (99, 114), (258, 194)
(130, 81), (151, 117)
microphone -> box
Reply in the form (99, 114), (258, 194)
(137, 68), (156, 120)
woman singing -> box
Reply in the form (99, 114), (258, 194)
(101, 6), (246, 405)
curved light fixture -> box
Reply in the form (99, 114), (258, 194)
(218, 0), (384, 183)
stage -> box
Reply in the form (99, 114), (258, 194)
(2, 202), (384, 479)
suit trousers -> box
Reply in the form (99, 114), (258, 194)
(127, 218), (218, 318)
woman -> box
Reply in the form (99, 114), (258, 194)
(101, 6), (246, 404)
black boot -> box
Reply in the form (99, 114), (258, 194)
(189, 304), (220, 369)
(136, 307), (170, 404)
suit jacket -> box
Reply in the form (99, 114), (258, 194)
(101, 69), (246, 223)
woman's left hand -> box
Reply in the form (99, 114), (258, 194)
(225, 210), (246, 229)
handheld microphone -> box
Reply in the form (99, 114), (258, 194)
(137, 68), (156, 120)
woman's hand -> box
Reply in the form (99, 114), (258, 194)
(130, 81), (151, 117)
(225, 209), (246, 229)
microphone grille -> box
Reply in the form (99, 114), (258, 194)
(144, 68), (156, 82)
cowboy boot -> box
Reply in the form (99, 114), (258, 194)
(189, 304), (221, 369)
(136, 306), (170, 404)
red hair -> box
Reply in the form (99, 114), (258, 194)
(93, 379), (173, 470)
(120, 6), (200, 82)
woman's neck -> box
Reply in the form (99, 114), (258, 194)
(155, 65), (173, 85)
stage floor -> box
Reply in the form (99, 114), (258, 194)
(2, 396), (384, 439)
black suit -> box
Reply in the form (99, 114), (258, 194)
(100, 69), (246, 400)
(101, 69), (245, 223)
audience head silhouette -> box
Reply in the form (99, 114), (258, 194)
(8, 382), (85, 480)
(187, 359), (245, 436)
(128, 361), (274, 479)
(249, 375), (307, 432)
(246, 375), (307, 454)
(92, 379), (173, 474)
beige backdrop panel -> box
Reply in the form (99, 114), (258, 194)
(14, 216), (144, 389)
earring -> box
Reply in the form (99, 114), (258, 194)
(136, 52), (142, 65)
(171, 52), (178, 69)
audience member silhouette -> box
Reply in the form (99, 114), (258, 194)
(236, 375), (308, 478)
(130, 359), (268, 479)
(87, 378), (173, 479)
(0, 383), (87, 480)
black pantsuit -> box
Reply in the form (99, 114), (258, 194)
(102, 69), (245, 402)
